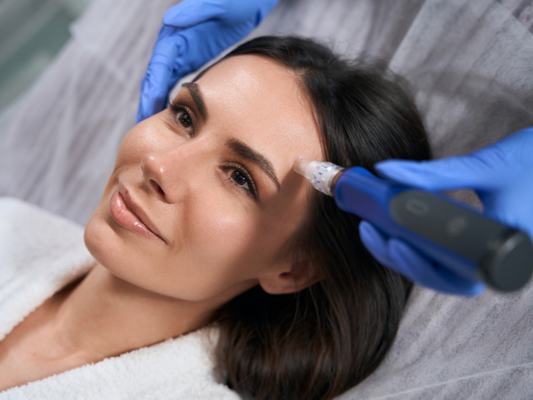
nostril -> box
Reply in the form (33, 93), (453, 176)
(150, 179), (165, 197)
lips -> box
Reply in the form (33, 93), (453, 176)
(109, 184), (165, 243)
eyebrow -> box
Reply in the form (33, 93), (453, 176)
(226, 138), (281, 191)
(182, 82), (208, 121)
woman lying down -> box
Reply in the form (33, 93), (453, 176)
(0, 36), (430, 399)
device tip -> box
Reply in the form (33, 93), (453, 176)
(293, 157), (311, 177)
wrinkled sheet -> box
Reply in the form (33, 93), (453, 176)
(1, 0), (533, 398)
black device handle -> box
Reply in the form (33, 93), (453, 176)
(389, 190), (533, 291)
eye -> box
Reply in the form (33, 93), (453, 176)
(170, 101), (195, 136)
(232, 170), (250, 190)
(222, 163), (257, 198)
(177, 111), (192, 128)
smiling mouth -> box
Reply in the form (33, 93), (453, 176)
(109, 186), (165, 243)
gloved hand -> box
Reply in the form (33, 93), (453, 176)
(137, 0), (280, 123)
(360, 127), (533, 296)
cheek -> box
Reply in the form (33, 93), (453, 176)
(181, 189), (307, 283)
(114, 117), (183, 167)
(84, 203), (124, 274)
(183, 193), (266, 272)
(114, 125), (148, 165)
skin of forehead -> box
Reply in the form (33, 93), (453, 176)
(191, 55), (324, 178)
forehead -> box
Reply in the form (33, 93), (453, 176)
(194, 55), (324, 174)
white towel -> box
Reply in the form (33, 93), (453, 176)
(0, 197), (240, 400)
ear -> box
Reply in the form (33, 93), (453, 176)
(258, 259), (324, 295)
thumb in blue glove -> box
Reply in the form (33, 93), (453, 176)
(137, 0), (280, 123)
(359, 127), (533, 295)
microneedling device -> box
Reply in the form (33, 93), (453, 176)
(293, 158), (533, 292)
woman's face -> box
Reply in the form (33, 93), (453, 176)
(85, 55), (323, 304)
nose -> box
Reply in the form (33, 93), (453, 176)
(141, 153), (168, 200)
(141, 147), (196, 204)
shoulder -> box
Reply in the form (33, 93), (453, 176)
(0, 326), (242, 399)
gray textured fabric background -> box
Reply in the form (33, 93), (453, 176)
(1, 0), (533, 398)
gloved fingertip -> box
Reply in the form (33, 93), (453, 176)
(162, 8), (182, 26)
(162, 0), (197, 25)
(388, 238), (413, 260)
(389, 239), (487, 296)
(359, 221), (386, 247)
(163, 7), (195, 27)
(358, 220), (374, 236)
(163, 0), (224, 28)
(466, 283), (486, 296)
(374, 160), (423, 181)
(359, 221), (395, 269)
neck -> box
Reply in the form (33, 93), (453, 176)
(38, 263), (216, 363)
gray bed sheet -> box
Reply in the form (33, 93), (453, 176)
(1, 0), (533, 398)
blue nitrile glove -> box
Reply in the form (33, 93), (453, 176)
(359, 127), (533, 296)
(136, 0), (280, 123)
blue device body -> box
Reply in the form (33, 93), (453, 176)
(334, 167), (481, 282)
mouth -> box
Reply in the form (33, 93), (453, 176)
(109, 183), (166, 244)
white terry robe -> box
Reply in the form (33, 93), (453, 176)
(0, 197), (241, 400)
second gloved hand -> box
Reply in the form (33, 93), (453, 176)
(137, 0), (280, 123)
(360, 127), (533, 295)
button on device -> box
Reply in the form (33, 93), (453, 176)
(405, 198), (430, 217)
(446, 216), (467, 236)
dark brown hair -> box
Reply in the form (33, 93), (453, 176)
(201, 36), (431, 400)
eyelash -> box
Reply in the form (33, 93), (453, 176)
(170, 100), (195, 137)
(221, 162), (258, 199)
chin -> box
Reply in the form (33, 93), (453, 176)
(83, 203), (169, 296)
(84, 204), (121, 269)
